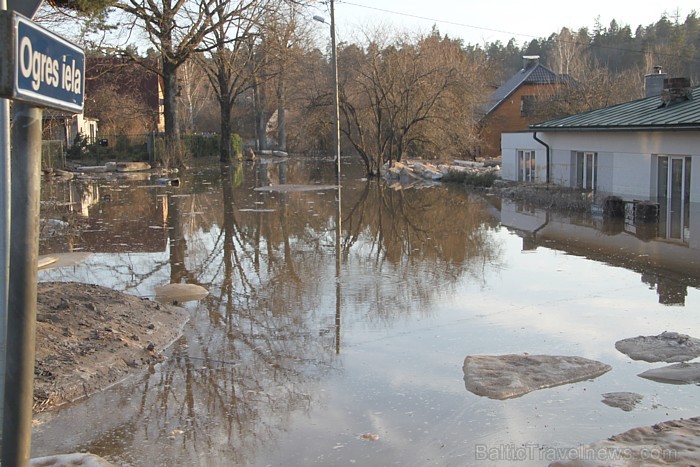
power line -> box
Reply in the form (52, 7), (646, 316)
(338, 1), (700, 65)
(340, 0), (536, 42)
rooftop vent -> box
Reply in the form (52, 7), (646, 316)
(660, 77), (692, 107)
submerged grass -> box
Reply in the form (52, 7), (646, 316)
(489, 181), (593, 212)
(442, 169), (500, 187)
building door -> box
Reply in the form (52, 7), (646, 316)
(576, 151), (597, 190)
(518, 150), (535, 182)
(658, 156), (691, 241)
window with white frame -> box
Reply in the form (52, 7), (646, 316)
(517, 150), (536, 182)
(575, 151), (597, 190)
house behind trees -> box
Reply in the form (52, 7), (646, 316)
(479, 56), (570, 158)
(85, 57), (165, 136)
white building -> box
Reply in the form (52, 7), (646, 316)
(43, 112), (99, 147)
(500, 77), (700, 246)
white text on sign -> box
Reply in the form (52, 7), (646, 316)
(18, 35), (82, 95)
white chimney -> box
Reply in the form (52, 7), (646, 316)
(522, 55), (540, 70)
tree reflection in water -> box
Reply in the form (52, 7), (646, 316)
(341, 179), (504, 321)
(34, 159), (506, 465)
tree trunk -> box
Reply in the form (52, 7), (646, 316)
(219, 92), (233, 163)
(253, 75), (267, 151)
(163, 61), (183, 168)
(276, 77), (286, 152)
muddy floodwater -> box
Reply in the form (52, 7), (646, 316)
(33, 158), (700, 466)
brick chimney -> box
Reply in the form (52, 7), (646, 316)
(661, 77), (692, 107)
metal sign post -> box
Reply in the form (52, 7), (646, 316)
(0, 3), (84, 466)
(0, 0), (9, 456)
(2, 100), (42, 467)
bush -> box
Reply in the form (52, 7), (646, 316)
(66, 133), (88, 159)
(115, 134), (130, 153)
(183, 134), (219, 158)
(230, 133), (242, 158)
(443, 168), (500, 187)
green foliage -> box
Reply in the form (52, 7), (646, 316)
(488, 11), (700, 79)
(66, 133), (89, 159)
(115, 135), (130, 153)
(61, 133), (245, 166)
(230, 134), (243, 158)
(231, 163), (244, 187)
(182, 134), (220, 158)
(100, 135), (149, 162)
(154, 138), (165, 162)
(179, 134), (243, 159)
(442, 169), (500, 187)
(47, 0), (115, 13)
(64, 133), (112, 164)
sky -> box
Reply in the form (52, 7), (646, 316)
(314, 0), (700, 46)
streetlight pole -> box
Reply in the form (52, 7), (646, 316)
(314, 0), (341, 181)
(329, 0), (340, 181)
(313, 4), (342, 353)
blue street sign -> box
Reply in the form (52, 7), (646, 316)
(12, 12), (84, 112)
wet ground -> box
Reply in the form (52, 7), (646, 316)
(32, 157), (700, 466)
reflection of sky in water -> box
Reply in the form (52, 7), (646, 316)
(34, 166), (700, 466)
(263, 230), (700, 466)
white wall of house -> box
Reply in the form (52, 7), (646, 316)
(500, 132), (546, 182)
(499, 199), (548, 233)
(502, 130), (700, 202)
(72, 115), (99, 145)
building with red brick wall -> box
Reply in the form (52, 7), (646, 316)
(479, 56), (568, 158)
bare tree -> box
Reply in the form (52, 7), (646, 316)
(88, 82), (153, 135)
(532, 64), (644, 120)
(549, 28), (590, 76)
(198, 0), (264, 162)
(111, 0), (237, 168)
(278, 47), (329, 154)
(177, 56), (214, 133)
(261, 3), (313, 152)
(337, 28), (490, 176)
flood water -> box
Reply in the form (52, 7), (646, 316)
(32, 158), (700, 466)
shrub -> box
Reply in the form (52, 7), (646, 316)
(443, 168), (500, 187)
(183, 134), (219, 158)
(230, 133), (242, 158)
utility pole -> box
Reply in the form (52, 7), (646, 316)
(330, 0), (340, 181)
(313, 1), (341, 180)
